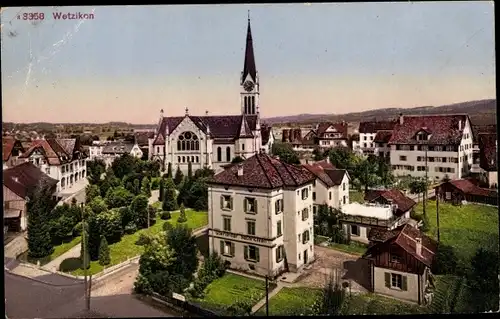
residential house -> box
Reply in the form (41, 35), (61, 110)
(349, 133), (362, 155)
(338, 202), (408, 244)
(148, 17), (268, 175)
(134, 130), (155, 159)
(388, 114), (473, 182)
(89, 141), (144, 168)
(364, 189), (416, 219)
(302, 158), (350, 214)
(3, 162), (58, 232)
(281, 128), (316, 152)
(314, 122), (349, 150)
(478, 134), (497, 188)
(364, 224), (437, 305)
(3, 137), (25, 169)
(207, 153), (316, 277)
(434, 179), (498, 206)
(373, 130), (393, 160)
(18, 138), (87, 193)
(260, 124), (275, 154)
(470, 124), (496, 177)
(358, 120), (397, 155)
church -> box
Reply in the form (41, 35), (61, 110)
(148, 16), (274, 174)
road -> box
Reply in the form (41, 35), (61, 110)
(5, 264), (178, 318)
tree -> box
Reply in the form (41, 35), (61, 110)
(158, 178), (165, 202)
(174, 165), (184, 187)
(50, 215), (75, 244)
(166, 223), (199, 281)
(87, 212), (102, 260)
(141, 177), (151, 198)
(162, 180), (178, 212)
(271, 142), (300, 164)
(409, 177), (427, 204)
(188, 179), (209, 211)
(177, 178), (192, 207)
(468, 248), (499, 312)
(177, 204), (187, 223)
(376, 157), (394, 187)
(85, 184), (101, 204)
(105, 186), (134, 209)
(133, 179), (141, 196)
(194, 168), (215, 180)
(167, 162), (173, 179)
(354, 158), (380, 192)
(130, 194), (150, 229)
(312, 147), (325, 161)
(312, 268), (346, 315)
(98, 235), (111, 266)
(231, 156), (244, 164)
(96, 209), (123, 243)
(87, 159), (106, 184)
(118, 206), (136, 229)
(80, 222), (90, 269)
(111, 154), (138, 180)
(431, 243), (458, 275)
(89, 196), (108, 214)
(187, 161), (193, 181)
(27, 183), (56, 259)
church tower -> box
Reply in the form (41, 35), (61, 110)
(240, 12), (259, 116)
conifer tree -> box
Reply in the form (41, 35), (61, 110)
(98, 235), (111, 266)
(167, 162), (173, 179)
(158, 178), (165, 202)
(27, 183), (55, 259)
(177, 204), (187, 223)
(174, 165), (184, 187)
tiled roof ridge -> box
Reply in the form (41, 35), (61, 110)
(399, 228), (434, 255)
(280, 160), (301, 186)
(255, 154), (275, 188)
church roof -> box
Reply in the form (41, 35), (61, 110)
(237, 115), (254, 138)
(242, 17), (257, 84)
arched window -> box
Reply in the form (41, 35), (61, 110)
(182, 156), (186, 162)
(178, 156), (181, 162)
(196, 156), (199, 163)
(251, 96), (255, 114)
(217, 147), (222, 162)
(177, 131), (200, 151)
(191, 156), (195, 162)
(226, 147), (231, 162)
(244, 97), (248, 114)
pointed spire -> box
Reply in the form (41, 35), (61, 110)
(242, 12), (257, 84)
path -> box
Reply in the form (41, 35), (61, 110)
(44, 243), (81, 272)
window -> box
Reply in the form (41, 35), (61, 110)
(242, 144), (245, 151)
(182, 156), (186, 163)
(329, 192), (332, 200)
(343, 183), (345, 191)
(417, 156), (421, 162)
(220, 195), (233, 210)
(220, 241), (235, 257)
(391, 254), (402, 263)
(298, 234), (301, 242)
(364, 143), (367, 148)
(223, 216), (231, 232)
(276, 245), (284, 263)
(364, 136), (367, 141)
(442, 157), (447, 163)
(246, 220), (256, 235)
(275, 199), (283, 214)
(157, 147), (160, 153)
(391, 273), (403, 289)
(277, 220), (282, 236)
(244, 245), (259, 262)
(399, 155), (407, 161)
(343, 195), (346, 204)
(302, 230), (310, 244)
(178, 156), (181, 163)
(301, 188), (309, 200)
(244, 198), (257, 214)
(302, 208), (309, 221)
(217, 147), (222, 162)
(351, 225), (360, 236)
(226, 147), (231, 162)
(313, 206), (317, 215)
(177, 131), (200, 151)
(312, 192), (316, 201)
(196, 156), (199, 163)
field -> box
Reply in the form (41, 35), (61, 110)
(328, 241), (368, 255)
(191, 273), (266, 314)
(414, 200), (499, 265)
(70, 209), (208, 275)
(256, 287), (321, 316)
(342, 293), (428, 315)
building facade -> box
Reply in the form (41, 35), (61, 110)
(358, 120), (397, 155)
(207, 153), (316, 277)
(89, 141), (143, 168)
(3, 137), (25, 169)
(148, 17), (272, 175)
(388, 114), (473, 182)
(18, 138), (87, 193)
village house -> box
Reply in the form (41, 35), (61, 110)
(358, 120), (397, 155)
(364, 224), (437, 305)
(281, 128), (316, 152)
(434, 179), (498, 206)
(311, 122), (349, 149)
(3, 162), (58, 232)
(477, 134), (497, 188)
(349, 133), (362, 155)
(3, 137), (25, 169)
(364, 188), (417, 219)
(89, 140), (143, 168)
(17, 138), (87, 193)
(134, 129), (156, 159)
(260, 124), (275, 154)
(388, 114), (474, 182)
(148, 17), (273, 174)
(372, 130), (393, 160)
(207, 153), (316, 277)
(302, 158), (350, 214)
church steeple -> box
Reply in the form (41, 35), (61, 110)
(241, 11), (260, 116)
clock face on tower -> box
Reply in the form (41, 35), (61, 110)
(243, 80), (255, 92)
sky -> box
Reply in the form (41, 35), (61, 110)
(0, 2), (496, 124)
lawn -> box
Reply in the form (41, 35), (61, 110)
(190, 273), (266, 313)
(328, 241), (368, 256)
(70, 209), (208, 275)
(349, 190), (364, 203)
(256, 287), (322, 316)
(18, 236), (81, 266)
(413, 200), (499, 265)
(342, 293), (428, 315)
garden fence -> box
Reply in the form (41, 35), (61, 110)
(149, 291), (220, 317)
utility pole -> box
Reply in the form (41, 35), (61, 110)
(81, 203), (90, 311)
(265, 275), (269, 316)
(423, 146), (428, 217)
(436, 191), (440, 242)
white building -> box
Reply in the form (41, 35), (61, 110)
(89, 141), (143, 168)
(207, 153), (316, 277)
(358, 120), (397, 155)
(18, 138), (87, 193)
(148, 17), (271, 174)
(302, 159), (350, 214)
(388, 114), (474, 182)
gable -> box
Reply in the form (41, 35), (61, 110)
(170, 116), (207, 140)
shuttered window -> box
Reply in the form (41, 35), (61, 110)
(244, 197), (257, 214)
(275, 245), (284, 263)
(244, 245), (260, 262)
(385, 272), (407, 291)
(220, 241), (235, 257)
(220, 195), (233, 211)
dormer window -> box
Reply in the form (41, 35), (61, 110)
(416, 129), (431, 141)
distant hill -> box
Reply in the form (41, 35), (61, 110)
(264, 99), (497, 126)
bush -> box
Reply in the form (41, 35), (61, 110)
(72, 222), (83, 237)
(151, 178), (160, 190)
(177, 204), (187, 223)
(432, 243), (458, 275)
(98, 235), (111, 266)
(135, 233), (153, 246)
(160, 211), (171, 220)
(189, 253), (227, 298)
(59, 257), (82, 272)
(226, 300), (253, 316)
(163, 222), (173, 232)
(124, 222), (137, 234)
(420, 214), (431, 232)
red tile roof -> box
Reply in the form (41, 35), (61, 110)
(359, 120), (397, 134)
(389, 114), (469, 145)
(478, 133), (497, 171)
(366, 224), (437, 268)
(373, 130), (393, 143)
(364, 189), (416, 216)
(438, 179), (497, 198)
(472, 124), (497, 143)
(316, 122), (348, 139)
(3, 162), (58, 199)
(2, 137), (24, 162)
(209, 153), (315, 189)
(303, 161), (347, 187)
(19, 138), (83, 165)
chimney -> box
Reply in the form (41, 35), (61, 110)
(399, 113), (404, 125)
(237, 164), (244, 176)
(458, 120), (462, 130)
(415, 238), (422, 256)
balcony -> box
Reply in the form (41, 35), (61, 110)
(339, 213), (402, 229)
